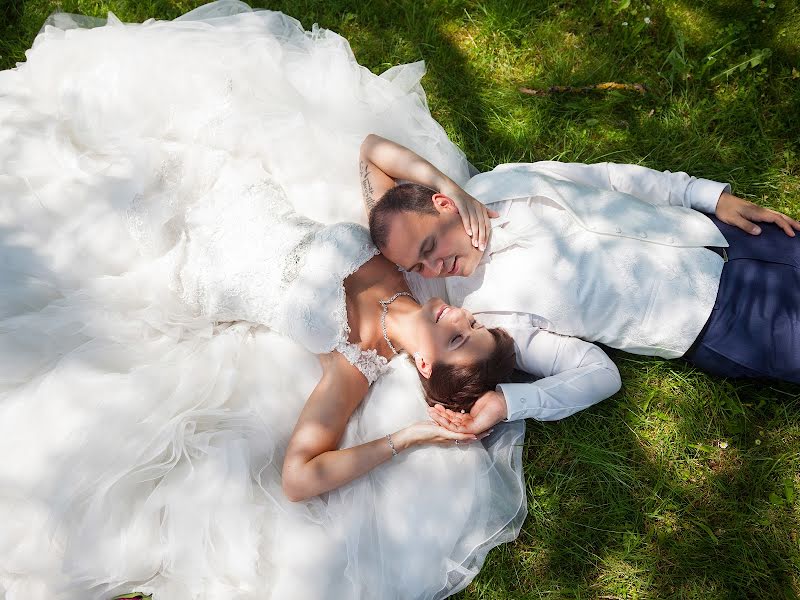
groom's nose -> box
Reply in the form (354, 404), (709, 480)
(422, 257), (444, 278)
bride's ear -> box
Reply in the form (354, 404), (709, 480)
(413, 351), (433, 379)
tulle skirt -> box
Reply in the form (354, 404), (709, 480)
(0, 2), (526, 598)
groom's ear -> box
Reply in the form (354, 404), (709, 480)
(414, 352), (433, 379)
(431, 193), (458, 215)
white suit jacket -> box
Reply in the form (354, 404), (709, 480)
(411, 161), (730, 422)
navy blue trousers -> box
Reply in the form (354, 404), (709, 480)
(685, 215), (800, 384)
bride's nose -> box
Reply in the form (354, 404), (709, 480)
(453, 307), (470, 327)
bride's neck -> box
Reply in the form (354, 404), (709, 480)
(383, 295), (419, 355)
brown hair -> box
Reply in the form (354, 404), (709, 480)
(369, 182), (438, 249)
(418, 327), (517, 413)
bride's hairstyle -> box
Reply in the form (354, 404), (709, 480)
(369, 182), (438, 249)
(418, 327), (516, 413)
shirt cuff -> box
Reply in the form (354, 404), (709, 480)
(687, 178), (731, 214)
(496, 383), (520, 421)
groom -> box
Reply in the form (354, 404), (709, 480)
(359, 134), (800, 434)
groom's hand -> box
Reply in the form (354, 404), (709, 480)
(427, 390), (508, 436)
(716, 192), (800, 237)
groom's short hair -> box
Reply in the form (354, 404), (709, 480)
(369, 182), (438, 249)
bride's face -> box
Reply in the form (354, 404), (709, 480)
(410, 298), (495, 377)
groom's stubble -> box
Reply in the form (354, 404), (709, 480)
(378, 209), (484, 279)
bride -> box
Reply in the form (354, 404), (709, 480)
(0, 2), (563, 598)
(174, 159), (519, 503)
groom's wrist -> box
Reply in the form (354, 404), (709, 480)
(438, 176), (460, 197)
(494, 385), (512, 421)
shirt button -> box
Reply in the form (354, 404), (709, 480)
(520, 397), (527, 404)
(615, 227), (622, 234)
(639, 232), (648, 238)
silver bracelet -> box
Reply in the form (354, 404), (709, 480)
(386, 433), (398, 457)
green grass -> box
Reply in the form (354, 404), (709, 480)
(3, 0), (799, 598)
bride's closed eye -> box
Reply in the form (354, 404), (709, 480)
(452, 321), (478, 344)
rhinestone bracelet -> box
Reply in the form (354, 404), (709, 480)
(386, 433), (398, 457)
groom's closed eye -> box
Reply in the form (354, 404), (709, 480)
(412, 236), (436, 272)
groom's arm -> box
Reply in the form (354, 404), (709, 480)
(359, 134), (497, 249)
(531, 160), (727, 211)
(496, 328), (621, 421)
(491, 161), (799, 237)
(430, 325), (621, 434)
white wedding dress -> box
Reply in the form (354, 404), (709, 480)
(0, 2), (526, 599)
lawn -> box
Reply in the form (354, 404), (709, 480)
(2, 0), (799, 598)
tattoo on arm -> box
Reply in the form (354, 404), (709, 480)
(360, 159), (377, 213)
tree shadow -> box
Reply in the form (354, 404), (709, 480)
(462, 360), (799, 598)
(0, 0), (23, 29)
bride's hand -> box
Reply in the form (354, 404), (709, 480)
(427, 391), (507, 436)
(442, 185), (499, 252)
(400, 421), (479, 448)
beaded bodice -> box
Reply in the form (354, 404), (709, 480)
(175, 165), (389, 384)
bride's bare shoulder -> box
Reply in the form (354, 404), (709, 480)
(347, 253), (404, 290)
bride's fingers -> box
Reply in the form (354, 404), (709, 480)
(428, 407), (460, 428)
(438, 429), (478, 442)
(459, 201), (476, 237)
(478, 206), (490, 251)
(437, 404), (466, 422)
(444, 407), (467, 422)
(427, 409), (454, 429)
(433, 404), (453, 420)
(432, 405), (472, 430)
(469, 206), (481, 247)
(441, 435), (481, 447)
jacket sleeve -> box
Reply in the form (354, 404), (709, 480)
(496, 324), (622, 421)
(502, 161), (731, 213)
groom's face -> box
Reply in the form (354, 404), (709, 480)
(380, 194), (484, 278)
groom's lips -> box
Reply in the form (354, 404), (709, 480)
(448, 256), (459, 275)
(435, 304), (449, 323)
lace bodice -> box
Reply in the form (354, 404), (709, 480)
(176, 162), (388, 383)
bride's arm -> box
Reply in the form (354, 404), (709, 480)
(281, 352), (475, 502)
(359, 134), (497, 250)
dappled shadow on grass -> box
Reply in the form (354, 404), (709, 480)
(0, 0), (23, 29)
(484, 359), (800, 599)
(640, 370), (799, 598)
(671, 0), (800, 65)
(422, 0), (800, 196)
